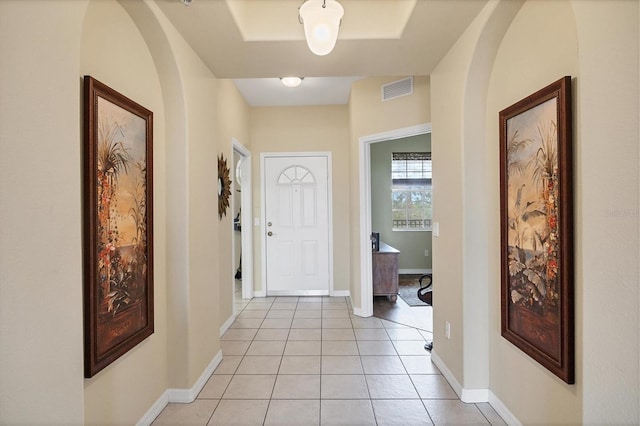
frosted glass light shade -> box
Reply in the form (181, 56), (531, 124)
(281, 77), (303, 87)
(299, 0), (344, 56)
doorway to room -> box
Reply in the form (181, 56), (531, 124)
(358, 124), (433, 333)
(369, 133), (433, 331)
(232, 139), (253, 313)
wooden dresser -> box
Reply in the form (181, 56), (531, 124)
(372, 242), (399, 302)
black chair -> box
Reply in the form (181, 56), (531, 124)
(417, 273), (432, 306)
(417, 273), (433, 352)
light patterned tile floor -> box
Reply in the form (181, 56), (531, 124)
(153, 296), (506, 426)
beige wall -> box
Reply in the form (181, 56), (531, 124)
(249, 106), (351, 294)
(81, 1), (169, 423)
(432, 0), (639, 424)
(571, 0), (638, 422)
(486, 0), (581, 423)
(0, 1), (89, 423)
(1, 0), (243, 424)
(217, 79), (251, 323)
(348, 76), (431, 311)
(1, 0), (637, 424)
(124, 0), (223, 392)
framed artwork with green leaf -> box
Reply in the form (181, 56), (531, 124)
(83, 76), (154, 377)
(499, 76), (574, 384)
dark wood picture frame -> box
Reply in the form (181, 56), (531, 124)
(83, 76), (154, 377)
(499, 76), (574, 384)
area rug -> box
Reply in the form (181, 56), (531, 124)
(398, 274), (430, 307)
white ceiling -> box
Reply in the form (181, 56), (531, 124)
(156, 0), (489, 106)
(233, 76), (363, 107)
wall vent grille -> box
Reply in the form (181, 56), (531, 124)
(382, 77), (413, 102)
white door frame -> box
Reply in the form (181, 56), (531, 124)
(232, 139), (254, 300)
(260, 152), (334, 296)
(356, 123), (431, 317)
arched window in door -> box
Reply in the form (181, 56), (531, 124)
(276, 166), (317, 228)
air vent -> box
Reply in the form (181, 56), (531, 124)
(382, 77), (413, 102)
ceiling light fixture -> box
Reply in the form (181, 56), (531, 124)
(281, 77), (304, 88)
(298, 0), (344, 56)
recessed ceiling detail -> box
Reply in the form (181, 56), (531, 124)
(225, 0), (417, 41)
(157, 0), (489, 83)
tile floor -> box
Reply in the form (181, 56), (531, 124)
(153, 296), (505, 425)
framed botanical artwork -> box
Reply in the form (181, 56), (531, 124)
(83, 76), (154, 377)
(499, 76), (574, 384)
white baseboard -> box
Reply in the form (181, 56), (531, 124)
(137, 390), (169, 426)
(220, 314), (236, 337)
(489, 390), (521, 426)
(351, 306), (368, 318)
(255, 290), (347, 297)
(430, 350), (463, 399)
(430, 350), (489, 403)
(461, 388), (489, 403)
(137, 351), (223, 425)
(398, 268), (432, 275)
(167, 350), (223, 403)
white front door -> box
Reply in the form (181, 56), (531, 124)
(263, 154), (331, 295)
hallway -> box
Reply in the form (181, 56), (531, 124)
(153, 296), (504, 425)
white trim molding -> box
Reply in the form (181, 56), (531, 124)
(219, 313), (236, 337)
(489, 391), (522, 426)
(167, 351), (222, 403)
(398, 268), (432, 275)
(253, 290), (267, 298)
(431, 350), (520, 424)
(431, 349), (489, 403)
(330, 290), (350, 297)
(232, 139), (254, 301)
(352, 306), (368, 318)
(137, 351), (223, 425)
(137, 390), (169, 426)
(430, 350), (463, 399)
(358, 123), (432, 317)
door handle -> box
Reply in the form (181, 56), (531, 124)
(267, 231), (274, 237)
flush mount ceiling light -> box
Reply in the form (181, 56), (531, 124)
(281, 77), (304, 88)
(298, 0), (344, 56)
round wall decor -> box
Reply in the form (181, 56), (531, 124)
(218, 154), (232, 219)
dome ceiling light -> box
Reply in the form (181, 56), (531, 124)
(280, 77), (304, 88)
(298, 0), (344, 56)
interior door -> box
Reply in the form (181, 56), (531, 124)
(264, 155), (330, 295)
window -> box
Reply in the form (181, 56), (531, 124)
(391, 152), (432, 231)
